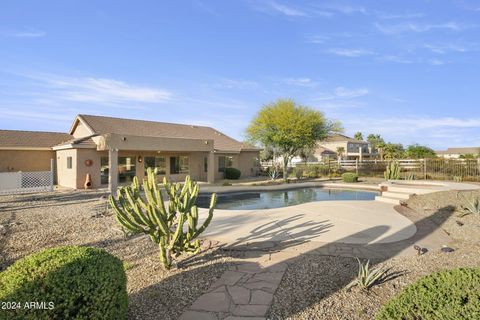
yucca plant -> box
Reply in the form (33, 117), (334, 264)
(459, 196), (480, 217)
(346, 258), (388, 291)
(109, 168), (216, 270)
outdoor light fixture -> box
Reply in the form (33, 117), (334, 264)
(138, 156), (143, 163)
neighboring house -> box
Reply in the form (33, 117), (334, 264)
(321, 134), (374, 161)
(0, 130), (72, 172)
(436, 147), (480, 159)
(290, 134), (374, 165)
(1, 115), (261, 192)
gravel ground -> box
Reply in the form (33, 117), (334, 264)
(269, 189), (480, 320)
(0, 190), (235, 320)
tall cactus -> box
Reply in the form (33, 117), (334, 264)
(109, 168), (216, 270)
(384, 161), (400, 180)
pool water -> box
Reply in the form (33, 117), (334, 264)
(197, 188), (379, 210)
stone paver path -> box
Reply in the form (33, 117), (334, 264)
(180, 258), (288, 320)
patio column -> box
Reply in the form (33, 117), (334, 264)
(359, 146), (363, 162)
(108, 148), (118, 195)
(207, 152), (215, 184)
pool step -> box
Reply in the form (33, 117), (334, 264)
(381, 191), (410, 200)
(375, 196), (401, 205)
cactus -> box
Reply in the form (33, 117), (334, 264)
(109, 168), (216, 270)
(384, 161), (400, 180)
(404, 172), (415, 180)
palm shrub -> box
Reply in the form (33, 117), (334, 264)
(346, 258), (387, 291)
(0, 246), (127, 320)
(376, 267), (480, 319)
(384, 161), (400, 180)
(109, 168), (216, 270)
(459, 195), (480, 217)
(342, 172), (358, 183)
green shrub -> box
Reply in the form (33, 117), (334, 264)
(376, 267), (480, 320)
(0, 246), (128, 320)
(342, 173), (358, 183)
(294, 167), (304, 180)
(225, 167), (241, 179)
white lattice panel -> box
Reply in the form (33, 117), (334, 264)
(0, 171), (53, 195)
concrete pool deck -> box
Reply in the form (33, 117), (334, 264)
(200, 200), (416, 246)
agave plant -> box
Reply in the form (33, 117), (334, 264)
(268, 166), (281, 181)
(459, 196), (480, 217)
(346, 258), (388, 291)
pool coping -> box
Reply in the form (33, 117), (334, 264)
(198, 181), (381, 195)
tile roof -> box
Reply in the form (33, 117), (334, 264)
(0, 130), (72, 149)
(436, 147), (480, 155)
(323, 133), (368, 143)
(54, 134), (98, 148)
(77, 114), (260, 152)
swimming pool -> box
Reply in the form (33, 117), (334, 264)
(197, 187), (379, 210)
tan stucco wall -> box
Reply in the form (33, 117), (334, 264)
(238, 151), (261, 177)
(56, 149), (78, 189)
(0, 150), (55, 172)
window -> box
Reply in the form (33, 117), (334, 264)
(218, 156), (233, 173)
(144, 156), (166, 175)
(170, 156), (189, 174)
(100, 156), (109, 184)
(67, 156), (73, 169)
(204, 157), (208, 172)
(118, 157), (136, 183)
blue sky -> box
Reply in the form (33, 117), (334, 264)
(1, 0), (479, 149)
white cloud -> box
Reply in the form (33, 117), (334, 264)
(428, 58), (445, 65)
(377, 12), (424, 20)
(381, 55), (413, 64)
(214, 78), (258, 89)
(335, 87), (369, 98)
(264, 1), (306, 16)
(328, 48), (375, 57)
(283, 77), (319, 87)
(374, 21), (466, 34)
(23, 73), (172, 105)
(2, 29), (46, 38)
(323, 4), (367, 15)
(313, 86), (369, 101)
(424, 43), (468, 54)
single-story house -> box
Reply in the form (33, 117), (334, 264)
(1, 115), (261, 192)
(436, 147), (480, 159)
(0, 130), (72, 173)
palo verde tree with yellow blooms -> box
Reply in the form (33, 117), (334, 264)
(246, 99), (342, 181)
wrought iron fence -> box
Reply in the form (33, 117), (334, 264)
(262, 158), (480, 182)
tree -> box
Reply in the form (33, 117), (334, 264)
(367, 134), (386, 159)
(404, 144), (436, 159)
(336, 146), (345, 159)
(383, 143), (404, 160)
(354, 132), (363, 141)
(298, 145), (315, 164)
(367, 134), (385, 150)
(246, 98), (341, 181)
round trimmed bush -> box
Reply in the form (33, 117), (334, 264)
(225, 167), (241, 179)
(0, 246), (128, 320)
(342, 172), (358, 182)
(376, 267), (480, 319)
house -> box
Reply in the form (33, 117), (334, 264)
(290, 134), (375, 165)
(1, 115), (261, 193)
(0, 130), (72, 173)
(436, 147), (480, 159)
(320, 134), (374, 161)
